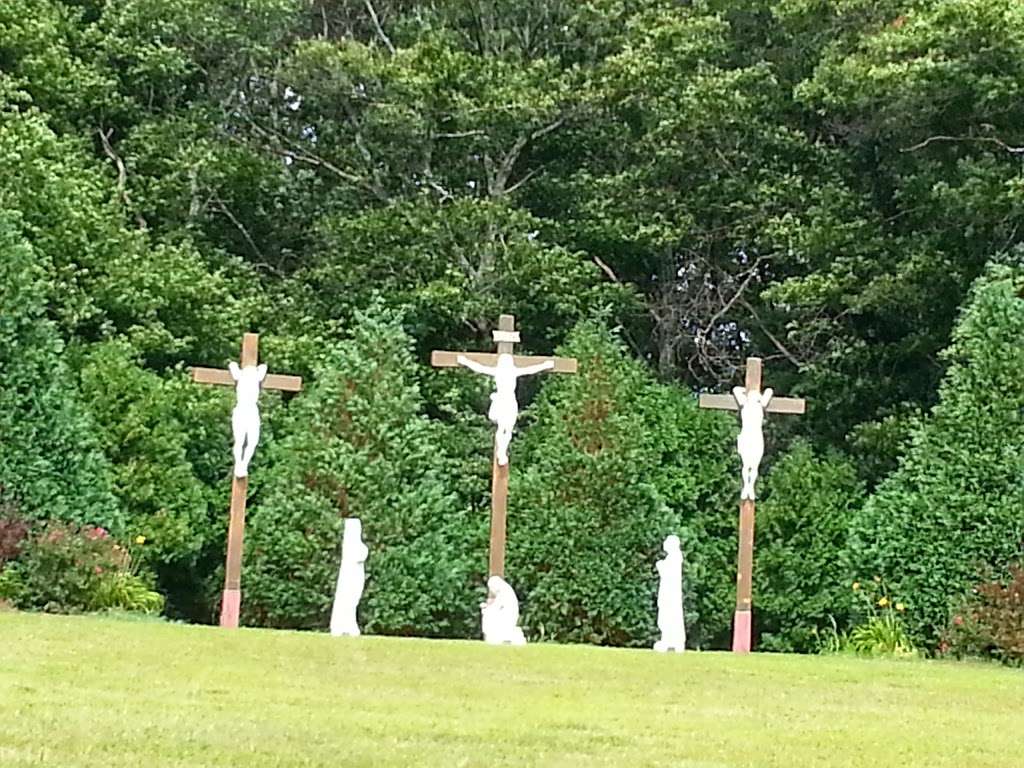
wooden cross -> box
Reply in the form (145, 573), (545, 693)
(698, 357), (805, 653)
(191, 332), (302, 628)
(431, 314), (577, 578)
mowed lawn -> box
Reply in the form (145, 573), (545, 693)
(1, 613), (1021, 767)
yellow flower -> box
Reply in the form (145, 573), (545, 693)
(852, 582), (861, 591)
(895, 602), (906, 612)
(135, 535), (147, 545)
(878, 597), (889, 608)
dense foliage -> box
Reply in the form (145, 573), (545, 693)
(2, 0), (1023, 653)
(848, 264), (1024, 646)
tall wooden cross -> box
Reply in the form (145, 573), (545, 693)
(431, 314), (577, 578)
(191, 332), (302, 628)
(699, 357), (805, 653)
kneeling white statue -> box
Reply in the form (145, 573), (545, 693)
(480, 575), (526, 645)
(654, 534), (686, 653)
(330, 518), (368, 637)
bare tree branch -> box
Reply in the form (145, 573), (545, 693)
(364, 0), (396, 55)
(212, 196), (265, 263)
(739, 297), (802, 369)
(97, 128), (147, 229)
(592, 254), (622, 284)
(901, 134), (1024, 154)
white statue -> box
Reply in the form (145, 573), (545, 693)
(456, 353), (554, 465)
(654, 535), (686, 653)
(480, 575), (526, 645)
(733, 386), (773, 500)
(330, 518), (368, 637)
(228, 361), (268, 478)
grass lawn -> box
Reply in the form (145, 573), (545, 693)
(1, 612), (1021, 767)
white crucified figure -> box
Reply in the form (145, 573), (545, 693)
(456, 353), (554, 466)
(228, 361), (268, 478)
(732, 385), (773, 500)
(330, 518), (369, 637)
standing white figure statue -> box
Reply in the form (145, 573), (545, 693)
(480, 575), (527, 645)
(732, 385), (773, 500)
(330, 518), (369, 637)
(228, 361), (268, 478)
(654, 535), (686, 653)
(456, 353), (554, 465)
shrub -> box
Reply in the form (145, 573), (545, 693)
(0, 501), (30, 566)
(0, 523), (163, 614)
(242, 307), (479, 636)
(754, 442), (865, 653)
(945, 565), (1024, 666)
(0, 212), (121, 530)
(848, 264), (1024, 647)
(510, 322), (736, 648)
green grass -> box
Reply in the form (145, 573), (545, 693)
(1, 612), (1021, 767)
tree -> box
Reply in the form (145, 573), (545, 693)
(849, 263), (1024, 646)
(0, 211), (120, 529)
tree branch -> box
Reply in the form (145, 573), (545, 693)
(97, 128), (147, 229)
(364, 0), (396, 55)
(901, 134), (1024, 154)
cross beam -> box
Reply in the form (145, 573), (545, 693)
(190, 332), (303, 628)
(698, 356), (806, 654)
(432, 314), (577, 578)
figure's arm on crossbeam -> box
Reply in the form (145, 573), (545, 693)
(457, 354), (497, 376)
(514, 359), (555, 377)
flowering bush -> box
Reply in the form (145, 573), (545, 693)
(829, 578), (916, 657)
(944, 565), (1024, 666)
(0, 507), (29, 565)
(0, 523), (163, 614)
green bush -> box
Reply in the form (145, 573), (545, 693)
(754, 442), (865, 652)
(0, 212), (121, 530)
(509, 322), (736, 648)
(0, 523), (163, 614)
(848, 264), (1024, 647)
(242, 307), (480, 636)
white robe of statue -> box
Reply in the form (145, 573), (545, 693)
(654, 534), (686, 653)
(456, 353), (554, 465)
(480, 575), (526, 645)
(229, 361), (268, 478)
(330, 518), (369, 637)
(732, 386), (773, 500)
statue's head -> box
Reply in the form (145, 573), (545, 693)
(664, 534), (681, 554)
(495, 353), (516, 370)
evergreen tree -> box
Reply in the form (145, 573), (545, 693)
(0, 212), (120, 529)
(509, 322), (736, 648)
(242, 307), (481, 635)
(849, 263), (1024, 645)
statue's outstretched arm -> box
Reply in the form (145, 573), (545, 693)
(514, 359), (555, 377)
(457, 355), (497, 376)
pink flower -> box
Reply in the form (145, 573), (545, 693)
(94, 566), (104, 575)
(953, 615), (964, 626)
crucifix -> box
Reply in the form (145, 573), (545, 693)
(191, 332), (302, 628)
(699, 356), (805, 654)
(432, 314), (577, 577)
